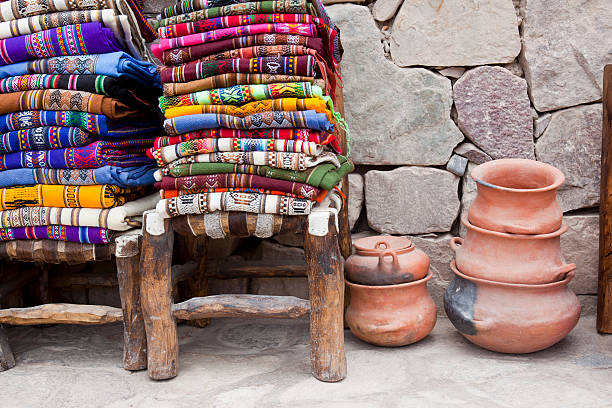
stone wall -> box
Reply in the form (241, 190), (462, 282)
(142, 0), (611, 315)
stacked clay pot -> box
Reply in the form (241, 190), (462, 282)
(345, 236), (436, 347)
(445, 159), (581, 354)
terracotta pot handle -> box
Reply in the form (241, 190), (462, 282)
(378, 249), (399, 269)
(449, 237), (464, 252)
(374, 240), (390, 250)
(550, 263), (576, 281)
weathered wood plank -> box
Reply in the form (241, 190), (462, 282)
(206, 259), (307, 279)
(305, 214), (347, 382)
(182, 235), (210, 328)
(115, 234), (147, 371)
(0, 325), (15, 371)
(50, 271), (118, 288)
(140, 212), (178, 380)
(0, 304), (122, 325)
(172, 295), (310, 320)
(599, 64), (612, 333)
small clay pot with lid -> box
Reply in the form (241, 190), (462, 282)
(346, 272), (437, 347)
(346, 235), (430, 286)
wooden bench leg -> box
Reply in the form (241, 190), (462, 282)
(140, 212), (178, 380)
(305, 213), (347, 382)
(0, 324), (15, 371)
(116, 234), (147, 371)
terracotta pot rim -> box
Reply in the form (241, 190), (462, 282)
(353, 235), (413, 253)
(462, 216), (568, 239)
(346, 271), (433, 289)
(471, 158), (565, 193)
(450, 260), (574, 288)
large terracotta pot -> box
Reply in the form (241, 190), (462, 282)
(444, 260), (580, 354)
(468, 159), (564, 234)
(346, 235), (430, 285)
(450, 216), (575, 284)
(345, 272), (437, 347)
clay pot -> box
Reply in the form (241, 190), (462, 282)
(468, 159), (564, 234)
(450, 216), (575, 284)
(444, 260), (580, 354)
(345, 272), (437, 347)
(346, 236), (430, 285)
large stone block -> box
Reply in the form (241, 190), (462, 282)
(453, 66), (534, 160)
(562, 214), (599, 295)
(459, 163), (478, 237)
(326, 5), (463, 165)
(536, 105), (602, 212)
(348, 173), (364, 230)
(365, 167), (460, 234)
(390, 0), (520, 67)
(520, 0), (612, 112)
(409, 233), (454, 315)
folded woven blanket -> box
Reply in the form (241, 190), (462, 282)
(159, 82), (326, 109)
(149, 138), (322, 165)
(0, 193), (158, 230)
(0, 89), (140, 119)
(156, 173), (321, 199)
(158, 0), (341, 65)
(0, 225), (113, 243)
(157, 151), (338, 172)
(164, 98), (331, 121)
(153, 128), (335, 149)
(0, 165), (156, 188)
(0, 9), (144, 58)
(159, 14), (319, 39)
(163, 110), (333, 134)
(163, 73), (325, 97)
(0, 184), (144, 210)
(195, 44), (319, 64)
(152, 23), (316, 58)
(160, 55), (315, 84)
(0, 22), (122, 66)
(0, 126), (92, 154)
(0, 110), (160, 138)
(156, 190), (313, 218)
(0, 139), (155, 171)
(157, 155), (354, 190)
(0, 74), (161, 110)
(156, 0), (310, 28)
(0, 52), (160, 87)
(160, 187), (306, 199)
(162, 33), (323, 66)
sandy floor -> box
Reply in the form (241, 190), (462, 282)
(1, 316), (612, 408)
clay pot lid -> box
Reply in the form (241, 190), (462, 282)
(354, 235), (412, 253)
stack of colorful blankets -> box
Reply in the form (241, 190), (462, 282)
(0, 0), (163, 244)
(149, 0), (354, 219)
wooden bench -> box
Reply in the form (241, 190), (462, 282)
(0, 234), (146, 372)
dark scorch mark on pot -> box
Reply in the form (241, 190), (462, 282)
(444, 275), (477, 336)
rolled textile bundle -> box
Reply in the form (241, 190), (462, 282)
(0, 193), (159, 230)
(0, 74), (160, 110)
(0, 110), (160, 137)
(0, 0), (161, 243)
(152, 0), (351, 221)
(0, 126), (93, 153)
(0, 165), (156, 188)
(0, 138), (155, 171)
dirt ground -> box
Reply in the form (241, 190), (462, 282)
(1, 316), (612, 407)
